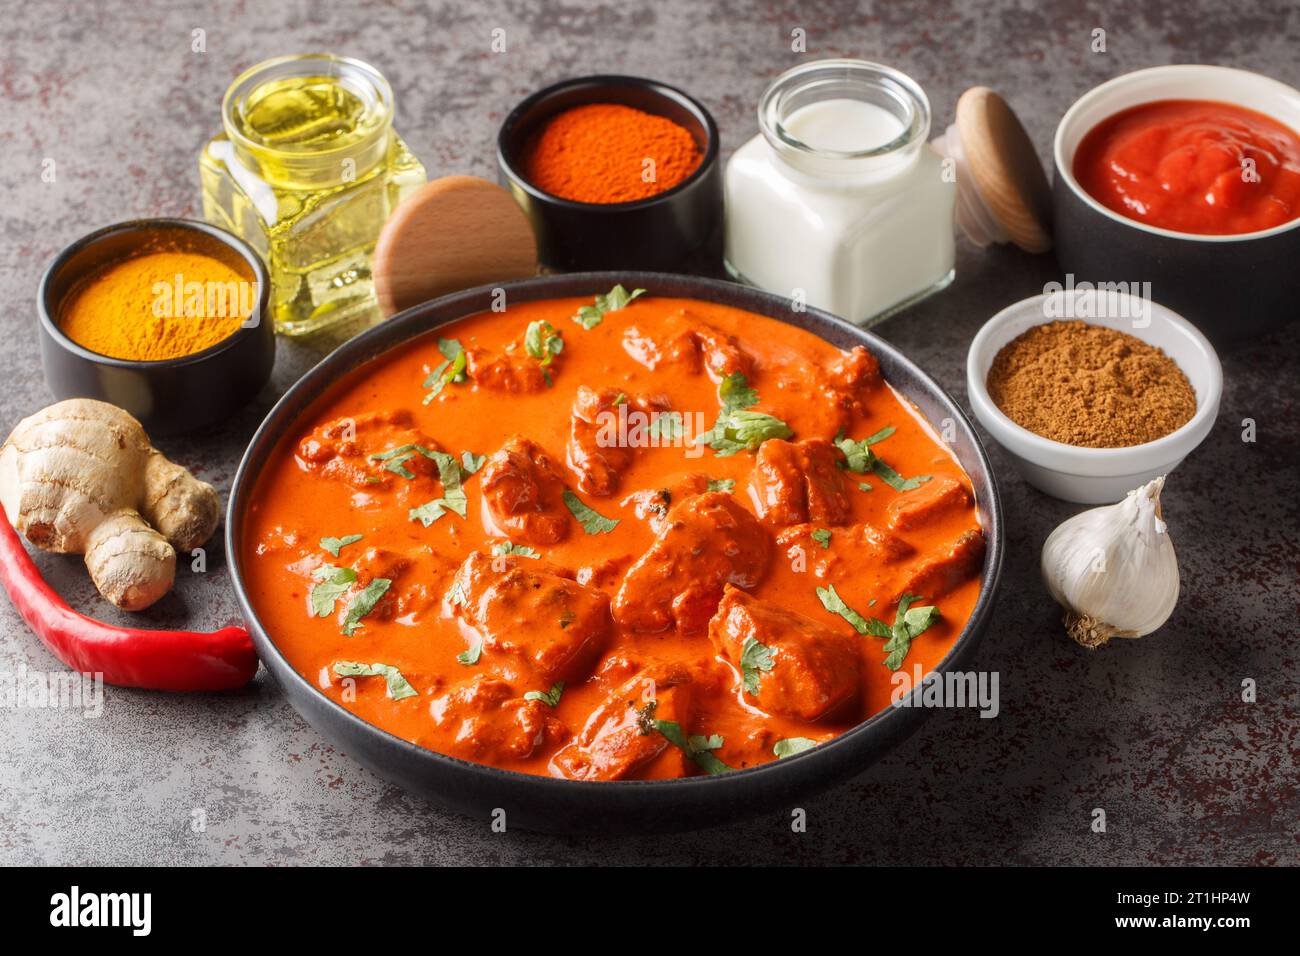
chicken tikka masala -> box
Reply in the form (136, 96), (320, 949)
(242, 291), (985, 780)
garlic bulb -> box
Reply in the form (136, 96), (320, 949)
(1040, 477), (1179, 648)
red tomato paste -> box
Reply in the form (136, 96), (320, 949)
(1073, 99), (1300, 235)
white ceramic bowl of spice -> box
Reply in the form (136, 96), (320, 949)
(966, 290), (1221, 503)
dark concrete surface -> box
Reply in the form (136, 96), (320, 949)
(0, 0), (1296, 865)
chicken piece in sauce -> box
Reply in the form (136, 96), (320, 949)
(350, 546), (412, 586)
(775, 521), (914, 579)
(622, 308), (755, 383)
(709, 586), (861, 722)
(749, 438), (851, 529)
(479, 436), (571, 546)
(780, 520), (915, 564)
(465, 345), (552, 393)
(614, 491), (771, 634)
(305, 545), (409, 628)
(755, 346), (885, 442)
(827, 345), (882, 395)
(621, 472), (710, 534)
(450, 551), (610, 684)
(297, 410), (439, 489)
(566, 385), (672, 497)
(896, 530), (986, 602)
(427, 675), (560, 764)
(886, 477), (972, 531)
(550, 662), (696, 780)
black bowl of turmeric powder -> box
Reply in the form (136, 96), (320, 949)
(37, 218), (273, 436)
(497, 75), (723, 272)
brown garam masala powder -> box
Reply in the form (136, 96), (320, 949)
(987, 320), (1196, 447)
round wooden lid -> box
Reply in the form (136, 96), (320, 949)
(955, 87), (1053, 254)
(373, 176), (539, 317)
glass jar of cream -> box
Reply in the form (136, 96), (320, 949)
(725, 60), (955, 325)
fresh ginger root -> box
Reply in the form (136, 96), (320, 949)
(0, 399), (220, 611)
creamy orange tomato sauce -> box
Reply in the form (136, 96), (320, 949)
(242, 296), (984, 779)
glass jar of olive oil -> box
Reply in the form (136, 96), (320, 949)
(200, 54), (426, 337)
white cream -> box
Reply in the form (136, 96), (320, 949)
(781, 98), (905, 153)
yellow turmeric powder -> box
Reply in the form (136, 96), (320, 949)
(60, 251), (255, 361)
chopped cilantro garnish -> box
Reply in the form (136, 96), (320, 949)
(810, 528), (831, 549)
(571, 284), (646, 329)
(717, 371), (759, 410)
(460, 451), (486, 475)
(872, 459), (932, 492)
(562, 490), (619, 534)
(371, 443), (463, 483)
(739, 636), (775, 697)
(341, 578), (391, 635)
(524, 682), (565, 707)
(701, 409), (793, 456)
(816, 585), (939, 670)
(320, 534), (363, 558)
(374, 446), (471, 526)
(409, 488), (467, 527)
(422, 338), (468, 404)
(492, 541), (539, 558)
(833, 432), (876, 474)
(880, 594), (941, 670)
(815, 583), (878, 636)
(524, 320), (564, 384)
(310, 564), (356, 618)
(433, 451), (467, 488)
(698, 372), (791, 456)
(409, 500), (445, 527)
(370, 444), (425, 479)
(332, 661), (417, 700)
(653, 719), (732, 775)
(457, 638), (483, 666)
(773, 737), (819, 758)
(445, 580), (467, 607)
(706, 478), (736, 493)
(833, 427), (929, 491)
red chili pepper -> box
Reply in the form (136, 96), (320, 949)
(0, 510), (258, 691)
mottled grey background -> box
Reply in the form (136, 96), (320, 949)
(0, 0), (1295, 865)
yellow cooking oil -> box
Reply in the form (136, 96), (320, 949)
(200, 54), (425, 337)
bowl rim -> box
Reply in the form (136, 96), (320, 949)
(37, 217), (271, 370)
(496, 74), (720, 213)
(1053, 64), (1300, 243)
(226, 271), (1004, 797)
(966, 291), (1223, 467)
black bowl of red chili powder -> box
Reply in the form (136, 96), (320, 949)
(497, 75), (722, 272)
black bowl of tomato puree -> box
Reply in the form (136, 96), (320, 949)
(1053, 65), (1300, 347)
(497, 76), (723, 273)
(225, 272), (1003, 835)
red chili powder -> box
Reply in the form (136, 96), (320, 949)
(521, 103), (703, 204)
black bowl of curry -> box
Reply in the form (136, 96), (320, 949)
(228, 273), (1003, 834)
